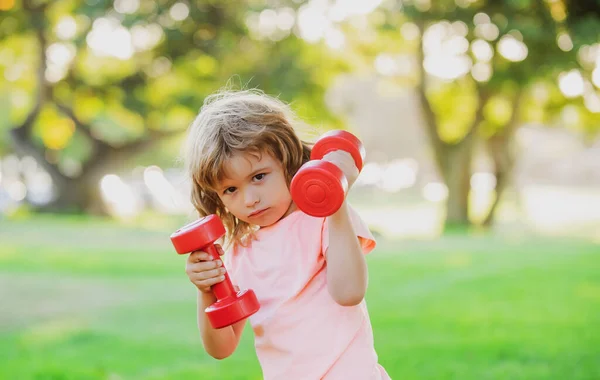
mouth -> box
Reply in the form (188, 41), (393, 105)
(249, 208), (269, 218)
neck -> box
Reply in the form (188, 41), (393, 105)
(281, 201), (297, 220)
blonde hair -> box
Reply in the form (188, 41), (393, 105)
(184, 89), (312, 247)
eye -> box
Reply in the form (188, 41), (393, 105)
(253, 173), (266, 181)
(223, 187), (237, 195)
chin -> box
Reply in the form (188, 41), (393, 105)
(258, 216), (279, 227)
(260, 209), (288, 227)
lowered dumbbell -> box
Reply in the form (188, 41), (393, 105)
(290, 130), (365, 217)
(170, 215), (260, 329)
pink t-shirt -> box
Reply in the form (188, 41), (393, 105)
(225, 207), (390, 380)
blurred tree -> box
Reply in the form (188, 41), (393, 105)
(0, 0), (345, 213)
(339, 0), (600, 230)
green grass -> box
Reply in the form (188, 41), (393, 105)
(1, 215), (599, 379)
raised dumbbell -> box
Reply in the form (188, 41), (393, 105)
(290, 130), (365, 217)
(170, 214), (260, 329)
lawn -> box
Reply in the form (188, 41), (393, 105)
(1, 214), (599, 379)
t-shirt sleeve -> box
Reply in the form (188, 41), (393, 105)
(321, 204), (377, 257)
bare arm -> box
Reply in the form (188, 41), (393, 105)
(186, 247), (246, 360)
(197, 291), (246, 359)
(325, 201), (368, 306)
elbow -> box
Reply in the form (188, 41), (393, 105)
(200, 324), (240, 360)
(328, 273), (368, 307)
(206, 348), (234, 360)
(336, 294), (365, 307)
(331, 289), (365, 307)
(209, 352), (232, 360)
(203, 342), (235, 360)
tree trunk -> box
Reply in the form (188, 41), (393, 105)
(7, 1), (187, 215)
(9, 128), (106, 214)
(413, 25), (491, 233)
(440, 142), (474, 231)
(482, 134), (514, 227)
(482, 169), (507, 227)
(44, 173), (107, 214)
(481, 90), (523, 227)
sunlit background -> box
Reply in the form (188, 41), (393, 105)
(2, 0), (600, 237)
(1, 0), (600, 379)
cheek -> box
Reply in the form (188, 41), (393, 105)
(218, 195), (235, 210)
(274, 175), (292, 200)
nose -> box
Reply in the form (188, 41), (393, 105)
(244, 187), (260, 208)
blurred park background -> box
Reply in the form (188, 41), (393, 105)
(1, 0), (600, 379)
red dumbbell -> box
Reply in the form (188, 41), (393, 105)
(170, 215), (260, 329)
(290, 130), (365, 217)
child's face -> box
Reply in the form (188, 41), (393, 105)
(217, 151), (295, 227)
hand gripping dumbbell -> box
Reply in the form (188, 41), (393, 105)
(170, 215), (260, 329)
(290, 130), (365, 217)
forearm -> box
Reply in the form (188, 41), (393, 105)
(197, 291), (242, 359)
(326, 202), (368, 306)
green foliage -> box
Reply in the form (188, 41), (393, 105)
(0, 0), (347, 176)
(428, 79), (479, 143)
(394, 0), (600, 138)
(32, 105), (76, 150)
(0, 93), (11, 154)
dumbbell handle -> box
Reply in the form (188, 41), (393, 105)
(204, 243), (236, 300)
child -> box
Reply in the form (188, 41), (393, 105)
(182, 89), (390, 379)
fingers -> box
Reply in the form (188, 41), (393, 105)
(186, 262), (227, 291)
(189, 245), (226, 262)
(185, 246), (228, 293)
(189, 250), (211, 262)
(189, 272), (226, 290)
(322, 150), (353, 163)
(189, 266), (226, 281)
(187, 259), (223, 274)
(322, 151), (357, 173)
